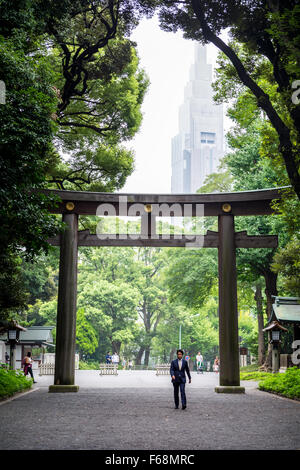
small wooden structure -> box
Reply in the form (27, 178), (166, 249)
(0, 325), (54, 370)
(0, 321), (27, 369)
(264, 298), (300, 372)
(39, 363), (55, 375)
(156, 364), (170, 375)
(99, 363), (118, 375)
(268, 296), (300, 342)
(263, 321), (288, 373)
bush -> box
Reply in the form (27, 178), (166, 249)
(258, 367), (300, 400)
(0, 368), (32, 399)
(79, 360), (99, 370)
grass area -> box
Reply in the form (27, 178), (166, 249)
(79, 360), (126, 370)
(240, 363), (259, 372)
(240, 365), (300, 400)
(240, 371), (270, 381)
(239, 363), (270, 381)
(258, 367), (300, 400)
(0, 367), (33, 400)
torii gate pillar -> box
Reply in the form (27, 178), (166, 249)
(215, 214), (245, 393)
(49, 213), (79, 393)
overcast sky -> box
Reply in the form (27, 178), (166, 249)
(122, 15), (230, 194)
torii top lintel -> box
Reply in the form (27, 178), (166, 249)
(43, 187), (285, 217)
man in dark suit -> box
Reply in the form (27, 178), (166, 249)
(170, 349), (191, 410)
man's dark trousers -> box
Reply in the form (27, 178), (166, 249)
(173, 381), (186, 407)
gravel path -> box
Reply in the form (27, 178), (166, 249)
(0, 371), (299, 450)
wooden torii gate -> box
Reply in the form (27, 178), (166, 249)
(45, 187), (282, 393)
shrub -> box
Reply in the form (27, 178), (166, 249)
(79, 360), (99, 370)
(258, 367), (300, 400)
(0, 368), (32, 399)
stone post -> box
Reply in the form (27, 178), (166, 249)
(272, 345), (280, 373)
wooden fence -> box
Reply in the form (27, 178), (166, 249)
(39, 363), (55, 375)
(156, 364), (170, 375)
(99, 363), (118, 375)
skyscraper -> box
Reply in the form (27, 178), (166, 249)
(171, 44), (224, 193)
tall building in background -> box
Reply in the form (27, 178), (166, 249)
(171, 45), (223, 193)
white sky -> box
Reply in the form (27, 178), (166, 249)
(122, 16), (230, 194)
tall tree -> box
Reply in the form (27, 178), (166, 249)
(0, 1), (153, 317)
(0, 6), (60, 319)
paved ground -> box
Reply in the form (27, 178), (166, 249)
(0, 371), (299, 450)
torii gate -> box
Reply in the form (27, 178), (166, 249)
(44, 187), (282, 393)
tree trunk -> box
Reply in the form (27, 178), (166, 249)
(135, 347), (144, 365)
(254, 284), (265, 366)
(264, 270), (278, 319)
(111, 341), (121, 355)
(261, 270), (278, 371)
(169, 348), (176, 363)
(144, 348), (150, 366)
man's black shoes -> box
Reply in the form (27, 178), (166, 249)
(182, 405), (186, 410)
(175, 406), (179, 409)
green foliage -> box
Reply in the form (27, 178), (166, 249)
(77, 261), (141, 357)
(240, 371), (271, 381)
(165, 248), (218, 309)
(212, 53), (300, 307)
(49, 45), (148, 191)
(197, 170), (233, 194)
(258, 367), (300, 400)
(240, 363), (259, 372)
(272, 236), (300, 296)
(76, 308), (98, 356)
(0, 33), (60, 258)
(241, 365), (300, 402)
(0, 2), (152, 318)
(0, 368), (32, 399)
(79, 360), (99, 370)
(21, 251), (59, 305)
(0, 7), (60, 319)
(238, 311), (258, 357)
(0, 255), (28, 318)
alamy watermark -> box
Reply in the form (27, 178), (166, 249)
(291, 340), (300, 365)
(291, 80), (300, 105)
(0, 80), (6, 104)
(95, 196), (205, 248)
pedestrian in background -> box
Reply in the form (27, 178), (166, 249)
(196, 351), (203, 374)
(112, 352), (119, 367)
(23, 352), (37, 383)
(213, 356), (219, 373)
(105, 352), (111, 364)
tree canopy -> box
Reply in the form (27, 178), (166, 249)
(0, 0), (153, 318)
